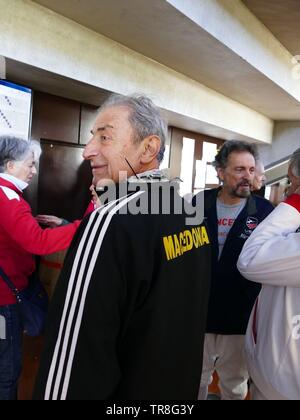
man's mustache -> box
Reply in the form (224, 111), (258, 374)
(237, 180), (251, 187)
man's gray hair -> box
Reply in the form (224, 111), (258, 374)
(0, 136), (41, 173)
(289, 148), (300, 178)
(100, 94), (167, 163)
(213, 140), (258, 169)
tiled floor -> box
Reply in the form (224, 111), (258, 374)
(18, 342), (249, 400)
(208, 371), (221, 399)
(207, 372), (250, 400)
(18, 336), (43, 400)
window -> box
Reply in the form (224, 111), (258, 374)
(180, 137), (195, 196)
(168, 127), (224, 197)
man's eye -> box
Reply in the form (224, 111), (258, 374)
(101, 135), (110, 141)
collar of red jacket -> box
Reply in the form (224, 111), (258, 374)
(0, 177), (23, 196)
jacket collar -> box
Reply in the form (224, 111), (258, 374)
(0, 175), (25, 195)
(128, 169), (169, 183)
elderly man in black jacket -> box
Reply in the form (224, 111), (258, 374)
(34, 94), (211, 400)
(194, 141), (273, 400)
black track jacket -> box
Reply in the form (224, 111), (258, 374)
(34, 181), (211, 400)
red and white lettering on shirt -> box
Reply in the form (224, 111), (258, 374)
(217, 198), (246, 258)
(218, 218), (235, 227)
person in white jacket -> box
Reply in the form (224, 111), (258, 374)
(237, 148), (300, 400)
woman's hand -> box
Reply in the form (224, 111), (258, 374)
(36, 215), (63, 228)
(90, 185), (101, 209)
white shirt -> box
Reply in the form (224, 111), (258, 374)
(0, 173), (28, 191)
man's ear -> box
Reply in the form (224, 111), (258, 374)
(140, 136), (161, 164)
(288, 165), (300, 186)
(216, 167), (224, 182)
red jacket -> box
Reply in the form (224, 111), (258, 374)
(0, 178), (80, 305)
(83, 201), (95, 217)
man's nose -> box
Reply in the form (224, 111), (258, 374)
(83, 138), (98, 160)
(247, 169), (254, 178)
(243, 172), (252, 181)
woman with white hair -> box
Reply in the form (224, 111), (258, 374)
(0, 136), (80, 400)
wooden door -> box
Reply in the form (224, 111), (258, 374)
(37, 141), (92, 221)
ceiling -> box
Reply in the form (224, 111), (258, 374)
(6, 58), (255, 142)
(29, 0), (300, 119)
(242, 0), (300, 56)
(5, 59), (110, 107)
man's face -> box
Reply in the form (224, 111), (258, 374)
(83, 106), (144, 185)
(287, 165), (300, 195)
(253, 162), (266, 191)
(217, 151), (256, 198)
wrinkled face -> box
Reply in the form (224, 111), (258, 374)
(287, 165), (300, 195)
(253, 162), (266, 191)
(83, 106), (144, 185)
(217, 151), (256, 198)
(7, 153), (37, 183)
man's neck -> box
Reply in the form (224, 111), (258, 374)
(136, 163), (159, 175)
(218, 188), (246, 205)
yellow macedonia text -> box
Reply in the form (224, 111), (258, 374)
(163, 226), (210, 261)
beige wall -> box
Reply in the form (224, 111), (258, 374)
(168, 0), (300, 102)
(259, 121), (300, 167)
(0, 0), (273, 144)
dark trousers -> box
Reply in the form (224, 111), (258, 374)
(0, 305), (23, 400)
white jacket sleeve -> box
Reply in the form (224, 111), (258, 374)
(237, 202), (300, 287)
